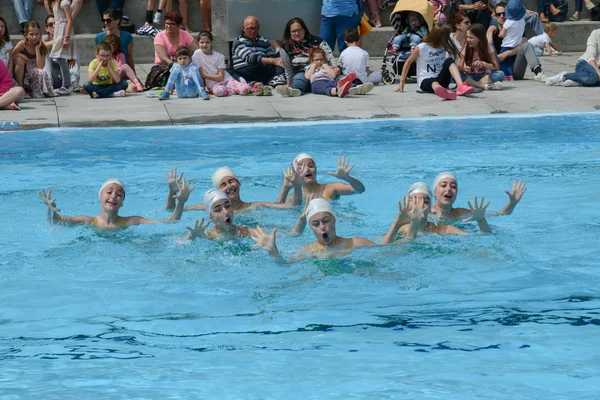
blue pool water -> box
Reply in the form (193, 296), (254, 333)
(1, 114), (600, 398)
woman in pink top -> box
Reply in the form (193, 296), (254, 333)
(153, 12), (198, 66)
(458, 23), (505, 90)
(0, 59), (25, 110)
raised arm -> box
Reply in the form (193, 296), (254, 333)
(275, 163), (305, 205)
(184, 218), (211, 241)
(326, 155), (366, 197)
(164, 168), (183, 211)
(289, 194), (315, 236)
(462, 195), (492, 233)
(498, 180), (526, 215)
(38, 188), (93, 226)
(382, 196), (422, 244)
(251, 226), (285, 263)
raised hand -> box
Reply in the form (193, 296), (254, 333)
(186, 218), (211, 240)
(463, 196), (490, 223)
(283, 163), (305, 189)
(251, 225), (278, 255)
(38, 188), (60, 212)
(408, 196), (425, 222)
(327, 155), (354, 180)
(166, 168), (183, 192)
(173, 177), (195, 203)
(504, 180), (527, 205)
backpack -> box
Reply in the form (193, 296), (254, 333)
(144, 64), (171, 90)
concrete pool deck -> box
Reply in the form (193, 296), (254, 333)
(2, 53), (598, 130)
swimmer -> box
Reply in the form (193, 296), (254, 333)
(431, 172), (526, 220)
(384, 182), (490, 241)
(252, 197), (419, 262)
(280, 154), (366, 202)
(169, 166), (304, 212)
(38, 177), (194, 230)
(184, 188), (258, 241)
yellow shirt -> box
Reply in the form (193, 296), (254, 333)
(88, 59), (119, 85)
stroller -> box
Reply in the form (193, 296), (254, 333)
(381, 0), (434, 85)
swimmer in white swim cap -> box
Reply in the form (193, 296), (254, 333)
(184, 188), (259, 241)
(165, 166), (304, 213)
(38, 177), (194, 230)
(285, 153), (365, 202)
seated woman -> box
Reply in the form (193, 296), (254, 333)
(38, 177), (193, 230)
(153, 12), (198, 69)
(184, 189), (258, 241)
(546, 28), (600, 87)
(277, 17), (337, 97)
(0, 59), (25, 110)
(450, 12), (470, 55)
(172, 165), (304, 212)
(281, 153), (366, 202)
(431, 171), (526, 223)
(459, 23), (505, 90)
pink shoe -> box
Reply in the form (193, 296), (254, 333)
(506, 76), (514, 81)
(337, 72), (357, 90)
(434, 86), (457, 100)
(456, 82), (474, 96)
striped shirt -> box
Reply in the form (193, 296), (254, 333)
(232, 35), (276, 70)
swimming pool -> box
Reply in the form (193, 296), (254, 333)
(1, 114), (599, 398)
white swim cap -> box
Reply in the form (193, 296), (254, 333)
(293, 153), (314, 169)
(98, 178), (125, 201)
(407, 182), (432, 198)
(212, 167), (238, 188)
(432, 171), (457, 193)
(306, 198), (336, 222)
(204, 188), (229, 215)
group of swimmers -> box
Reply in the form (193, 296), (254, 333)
(38, 153), (527, 262)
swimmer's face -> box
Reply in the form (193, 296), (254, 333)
(298, 159), (316, 184)
(412, 193), (431, 218)
(434, 178), (458, 206)
(210, 198), (233, 227)
(309, 212), (336, 246)
(218, 176), (241, 200)
(100, 184), (125, 210)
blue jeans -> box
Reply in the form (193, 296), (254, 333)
(84, 80), (129, 98)
(96, 0), (125, 15)
(524, 13), (544, 36)
(11, 0), (34, 24)
(291, 71), (311, 94)
(320, 13), (361, 53)
(500, 47), (516, 77)
(392, 33), (423, 49)
(565, 60), (600, 86)
(462, 70), (505, 83)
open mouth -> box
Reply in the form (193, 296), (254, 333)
(225, 217), (232, 224)
(322, 233), (329, 241)
(305, 173), (313, 178)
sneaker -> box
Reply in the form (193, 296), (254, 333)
(268, 73), (287, 87)
(137, 22), (159, 37)
(434, 86), (457, 100)
(112, 90), (126, 97)
(456, 82), (474, 96)
(9, 102), (21, 111)
(254, 86), (264, 96)
(492, 81), (503, 90)
(585, 0), (595, 10)
(56, 86), (70, 96)
(348, 82), (374, 95)
(546, 71), (567, 86)
(153, 11), (162, 24)
(534, 72), (548, 82)
(505, 75), (514, 81)
(337, 82), (351, 98)
(563, 79), (580, 87)
(275, 86), (300, 97)
(263, 85), (272, 96)
(90, 92), (98, 99)
(199, 88), (210, 100)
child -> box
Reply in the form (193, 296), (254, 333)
(0, 60), (25, 111)
(498, 0), (526, 80)
(103, 34), (144, 92)
(42, 15), (80, 92)
(391, 12), (428, 52)
(192, 30), (250, 97)
(46, 0), (76, 95)
(158, 46), (209, 100)
(395, 24), (474, 100)
(339, 28), (382, 89)
(12, 22), (55, 98)
(84, 41), (128, 98)
(528, 23), (560, 56)
(303, 47), (357, 98)
(0, 17), (13, 73)
(459, 23), (505, 90)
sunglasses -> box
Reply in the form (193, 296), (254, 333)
(45, 22), (54, 27)
(496, 12), (506, 16)
(102, 18), (112, 24)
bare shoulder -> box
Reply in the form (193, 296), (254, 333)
(352, 237), (376, 247)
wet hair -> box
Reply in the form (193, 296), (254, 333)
(308, 47), (327, 63)
(0, 16), (10, 48)
(96, 41), (112, 54)
(544, 22), (557, 35)
(280, 18), (313, 52)
(197, 30), (213, 42)
(344, 27), (360, 43)
(450, 12), (468, 32)
(103, 8), (123, 21)
(164, 11), (183, 26)
(423, 24), (459, 56)
(103, 34), (121, 57)
(465, 24), (493, 66)
(23, 22), (47, 57)
(175, 46), (191, 58)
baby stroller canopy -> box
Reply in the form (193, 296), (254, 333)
(390, 0), (434, 34)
